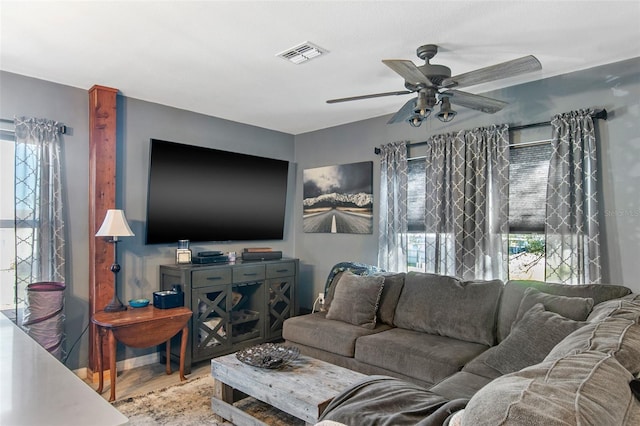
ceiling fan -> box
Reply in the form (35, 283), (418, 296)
(326, 44), (542, 127)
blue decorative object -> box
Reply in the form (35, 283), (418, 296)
(129, 298), (150, 308)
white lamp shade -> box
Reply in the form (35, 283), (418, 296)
(96, 209), (135, 237)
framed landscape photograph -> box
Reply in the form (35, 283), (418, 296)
(303, 161), (373, 234)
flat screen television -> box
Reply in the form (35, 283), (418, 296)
(145, 139), (289, 244)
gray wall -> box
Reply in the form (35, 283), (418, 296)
(293, 57), (640, 305)
(0, 71), (295, 369)
(0, 72), (91, 370)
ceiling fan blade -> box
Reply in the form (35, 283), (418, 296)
(382, 60), (434, 87)
(443, 90), (508, 114)
(442, 55), (541, 89)
(387, 97), (417, 124)
(326, 90), (412, 104)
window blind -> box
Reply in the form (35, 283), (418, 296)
(406, 143), (551, 233)
(508, 143), (551, 232)
(407, 158), (426, 231)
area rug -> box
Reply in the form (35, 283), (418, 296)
(112, 375), (303, 425)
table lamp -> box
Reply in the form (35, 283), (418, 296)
(96, 209), (135, 312)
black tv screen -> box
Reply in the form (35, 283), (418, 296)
(145, 139), (289, 244)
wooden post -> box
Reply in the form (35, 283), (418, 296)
(88, 85), (119, 378)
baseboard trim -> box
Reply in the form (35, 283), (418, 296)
(75, 352), (160, 382)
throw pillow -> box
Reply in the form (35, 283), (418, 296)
(326, 271), (385, 329)
(323, 271), (344, 311)
(513, 287), (594, 326)
(484, 303), (586, 375)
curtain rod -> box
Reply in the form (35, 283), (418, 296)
(0, 117), (67, 134)
(374, 108), (607, 155)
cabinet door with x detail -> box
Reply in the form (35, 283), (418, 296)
(266, 277), (294, 339)
(192, 284), (230, 360)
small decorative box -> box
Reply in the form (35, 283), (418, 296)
(153, 290), (184, 309)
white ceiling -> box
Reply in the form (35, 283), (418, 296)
(1, 1), (639, 135)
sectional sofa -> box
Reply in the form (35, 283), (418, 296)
(283, 262), (640, 425)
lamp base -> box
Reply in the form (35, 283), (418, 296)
(104, 294), (127, 312)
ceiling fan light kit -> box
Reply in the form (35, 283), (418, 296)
(327, 44), (542, 127)
(437, 97), (457, 123)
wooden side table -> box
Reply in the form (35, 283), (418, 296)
(92, 305), (192, 401)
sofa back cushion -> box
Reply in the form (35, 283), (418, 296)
(496, 280), (631, 342)
(545, 316), (640, 375)
(393, 272), (503, 346)
(587, 293), (640, 322)
(461, 351), (640, 426)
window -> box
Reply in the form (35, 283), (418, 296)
(405, 142), (551, 280)
(0, 129), (15, 311)
(507, 143), (551, 280)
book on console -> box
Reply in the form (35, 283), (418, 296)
(243, 247), (273, 253)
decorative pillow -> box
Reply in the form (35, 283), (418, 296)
(545, 316), (640, 374)
(326, 271), (384, 329)
(513, 287), (594, 325)
(484, 304), (586, 375)
(496, 280), (631, 343)
(324, 271), (344, 311)
(373, 272), (405, 326)
(461, 351), (638, 426)
(393, 272), (503, 346)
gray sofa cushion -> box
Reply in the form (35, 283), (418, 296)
(282, 312), (391, 357)
(429, 371), (494, 400)
(374, 272), (405, 326)
(461, 351), (640, 426)
(496, 280), (631, 342)
(545, 316), (640, 375)
(484, 304), (586, 375)
(514, 287), (594, 325)
(326, 271), (384, 329)
(461, 350), (504, 380)
(355, 327), (488, 385)
(393, 272), (503, 346)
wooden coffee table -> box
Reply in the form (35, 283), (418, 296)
(210, 352), (366, 425)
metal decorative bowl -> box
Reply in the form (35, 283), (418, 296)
(129, 298), (150, 308)
(235, 343), (300, 369)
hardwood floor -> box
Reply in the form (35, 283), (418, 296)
(85, 359), (212, 402)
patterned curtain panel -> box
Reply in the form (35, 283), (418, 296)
(14, 117), (66, 305)
(545, 109), (601, 284)
(377, 141), (408, 272)
(423, 125), (510, 281)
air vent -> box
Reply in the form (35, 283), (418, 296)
(277, 41), (328, 64)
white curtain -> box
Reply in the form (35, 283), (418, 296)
(545, 109), (601, 284)
(377, 141), (408, 271)
(14, 117), (66, 304)
(423, 125), (510, 280)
